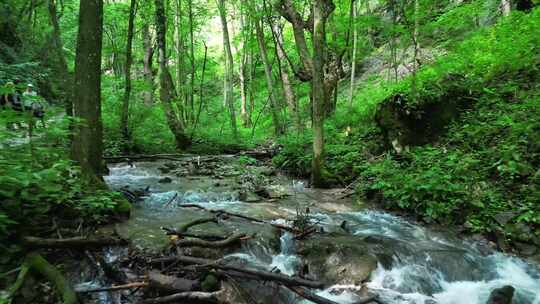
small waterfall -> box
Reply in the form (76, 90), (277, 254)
(270, 232), (300, 276)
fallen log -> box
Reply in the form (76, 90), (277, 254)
(161, 228), (228, 241)
(25, 252), (79, 304)
(287, 286), (340, 304)
(151, 255), (324, 289)
(148, 270), (199, 292)
(174, 233), (246, 248)
(178, 204), (302, 234)
(141, 290), (224, 304)
(23, 236), (127, 249)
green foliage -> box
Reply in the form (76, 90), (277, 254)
(0, 108), (128, 242)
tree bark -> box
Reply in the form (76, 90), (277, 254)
(47, 0), (72, 116)
(174, 0), (185, 107)
(188, 0), (196, 123)
(501, 0), (512, 15)
(272, 22), (301, 131)
(254, 15), (284, 136)
(142, 23), (155, 105)
(348, 0), (358, 110)
(120, 0), (137, 147)
(311, 0), (327, 188)
(155, 0), (191, 150)
(216, 0), (238, 139)
(239, 10), (251, 127)
(71, 0), (104, 178)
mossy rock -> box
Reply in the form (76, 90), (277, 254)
(201, 274), (219, 292)
(298, 233), (378, 285)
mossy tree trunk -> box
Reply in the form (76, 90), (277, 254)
(155, 0), (191, 150)
(120, 0), (137, 149)
(71, 0), (104, 178)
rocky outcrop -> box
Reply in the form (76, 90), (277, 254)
(297, 234), (378, 285)
(486, 285), (514, 304)
(375, 73), (472, 151)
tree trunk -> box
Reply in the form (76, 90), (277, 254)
(239, 11), (250, 127)
(142, 23), (155, 105)
(120, 0), (136, 148)
(348, 0), (358, 110)
(155, 0), (191, 150)
(216, 0), (238, 139)
(273, 22), (301, 132)
(255, 16), (283, 136)
(71, 0), (104, 178)
(411, 0), (420, 103)
(312, 0), (327, 188)
(47, 0), (72, 116)
(188, 0), (196, 124)
(501, 0), (512, 15)
(174, 0), (185, 107)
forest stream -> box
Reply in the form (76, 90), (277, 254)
(69, 155), (540, 304)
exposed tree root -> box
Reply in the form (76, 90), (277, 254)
(25, 252), (79, 304)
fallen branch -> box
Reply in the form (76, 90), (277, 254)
(151, 255), (323, 289)
(178, 204), (302, 234)
(76, 282), (148, 293)
(161, 228), (228, 241)
(23, 236), (127, 249)
(141, 290), (224, 304)
(177, 217), (218, 233)
(174, 233), (246, 248)
(25, 252), (79, 304)
(287, 286), (340, 304)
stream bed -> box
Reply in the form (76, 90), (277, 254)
(78, 156), (540, 304)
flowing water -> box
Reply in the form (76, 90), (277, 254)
(81, 157), (540, 304)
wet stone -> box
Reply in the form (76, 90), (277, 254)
(158, 177), (172, 184)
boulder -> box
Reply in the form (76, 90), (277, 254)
(486, 285), (514, 304)
(298, 234), (378, 285)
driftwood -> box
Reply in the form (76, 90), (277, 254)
(178, 204), (303, 234)
(174, 233), (246, 248)
(25, 252), (79, 304)
(23, 236), (127, 249)
(148, 270), (199, 292)
(141, 290), (224, 304)
(151, 255), (324, 289)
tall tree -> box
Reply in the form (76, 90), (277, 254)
(47, 0), (71, 115)
(272, 22), (301, 131)
(155, 0), (191, 149)
(216, 0), (238, 138)
(142, 22), (154, 105)
(254, 10), (284, 136)
(275, 0), (339, 187)
(348, 0), (358, 110)
(311, 0), (327, 187)
(120, 0), (137, 147)
(71, 0), (104, 178)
